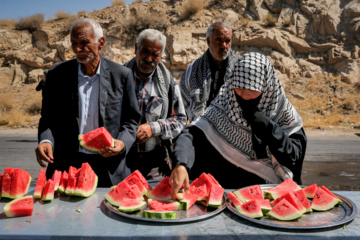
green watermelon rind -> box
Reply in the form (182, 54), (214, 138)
(4, 195), (34, 218)
(119, 200), (146, 213)
(78, 134), (115, 152)
(267, 199), (303, 221)
(74, 175), (98, 197)
(142, 210), (177, 219)
(235, 205), (263, 219)
(311, 188), (342, 211)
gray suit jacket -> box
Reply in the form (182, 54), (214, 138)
(38, 57), (140, 186)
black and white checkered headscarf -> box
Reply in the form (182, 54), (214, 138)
(193, 52), (303, 183)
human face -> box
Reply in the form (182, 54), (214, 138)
(234, 88), (262, 100)
(71, 23), (104, 65)
(135, 38), (162, 76)
(207, 27), (232, 62)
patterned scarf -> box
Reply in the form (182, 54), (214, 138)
(180, 49), (240, 122)
(192, 52), (303, 183)
(125, 58), (172, 119)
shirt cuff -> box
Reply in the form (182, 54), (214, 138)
(149, 122), (161, 137)
(39, 139), (53, 146)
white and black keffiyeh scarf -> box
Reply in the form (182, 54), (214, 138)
(180, 49), (240, 122)
(193, 52), (303, 184)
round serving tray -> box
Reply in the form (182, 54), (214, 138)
(104, 180), (226, 223)
(225, 184), (358, 230)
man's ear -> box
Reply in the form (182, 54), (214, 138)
(206, 37), (210, 47)
(134, 43), (138, 55)
(98, 37), (105, 50)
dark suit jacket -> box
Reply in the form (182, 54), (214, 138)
(38, 57), (140, 186)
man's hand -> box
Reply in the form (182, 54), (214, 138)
(35, 142), (54, 167)
(169, 165), (190, 200)
(99, 139), (124, 158)
(136, 123), (152, 144)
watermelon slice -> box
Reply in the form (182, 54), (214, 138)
(65, 176), (77, 195)
(227, 192), (242, 207)
(128, 170), (149, 190)
(4, 195), (34, 218)
(234, 185), (264, 203)
(311, 187), (342, 211)
(207, 173), (221, 187)
(270, 191), (306, 214)
(105, 181), (144, 207)
(34, 169), (47, 198)
(79, 127), (114, 152)
(42, 179), (55, 201)
(294, 189), (312, 213)
(74, 162), (98, 197)
(1, 168), (14, 198)
(58, 171), (68, 193)
(9, 168), (31, 199)
(206, 184), (224, 208)
(189, 178), (208, 202)
(142, 210), (177, 219)
(51, 170), (62, 192)
(0, 174), (3, 199)
(146, 177), (172, 200)
(303, 183), (318, 198)
(258, 199), (272, 214)
(177, 192), (198, 210)
(263, 178), (301, 199)
(321, 185), (342, 203)
(147, 199), (180, 211)
(235, 199), (263, 218)
(118, 198), (146, 213)
(267, 198), (302, 221)
(125, 174), (147, 195)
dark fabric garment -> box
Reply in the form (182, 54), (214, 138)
(173, 124), (307, 188)
(38, 57), (141, 187)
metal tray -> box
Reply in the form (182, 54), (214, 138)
(225, 184), (358, 229)
(104, 180), (226, 223)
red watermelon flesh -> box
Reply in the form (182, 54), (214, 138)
(257, 199), (272, 214)
(178, 192), (198, 210)
(68, 166), (79, 177)
(10, 168), (31, 199)
(206, 184), (224, 208)
(0, 174), (3, 199)
(189, 182), (207, 202)
(195, 173), (215, 195)
(79, 127), (114, 152)
(105, 181), (144, 207)
(74, 162), (98, 197)
(294, 189), (312, 213)
(58, 171), (68, 193)
(321, 186), (341, 203)
(146, 177), (172, 200)
(263, 178), (301, 199)
(207, 173), (221, 187)
(1, 167), (14, 198)
(236, 199), (263, 218)
(125, 174), (147, 195)
(65, 176), (77, 195)
(51, 170), (62, 191)
(311, 187), (342, 211)
(234, 185), (264, 203)
(303, 184), (318, 198)
(148, 199), (180, 211)
(227, 192), (242, 207)
(270, 191), (306, 214)
(34, 169), (47, 198)
(127, 170), (150, 190)
(268, 198), (302, 221)
(4, 195), (34, 218)
(42, 179), (55, 201)
(119, 198), (146, 213)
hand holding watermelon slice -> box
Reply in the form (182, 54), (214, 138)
(169, 165), (190, 200)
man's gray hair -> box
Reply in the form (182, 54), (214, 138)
(137, 29), (166, 54)
(70, 18), (104, 41)
(206, 22), (232, 38)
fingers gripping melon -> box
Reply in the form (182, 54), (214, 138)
(4, 195), (34, 218)
(79, 127), (114, 152)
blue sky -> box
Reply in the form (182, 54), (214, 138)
(0, 0), (145, 20)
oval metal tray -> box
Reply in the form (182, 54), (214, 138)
(104, 180), (226, 223)
(225, 184), (358, 229)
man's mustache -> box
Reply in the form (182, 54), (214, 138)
(141, 60), (155, 67)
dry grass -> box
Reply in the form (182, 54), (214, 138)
(15, 13), (44, 32)
(77, 10), (88, 16)
(0, 19), (16, 28)
(133, 0), (142, 3)
(55, 10), (72, 19)
(239, 16), (250, 27)
(0, 93), (15, 113)
(179, 0), (205, 21)
(209, 0), (235, 8)
(125, 12), (167, 34)
(264, 13), (277, 27)
(112, 0), (125, 6)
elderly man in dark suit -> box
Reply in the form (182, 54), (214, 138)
(35, 18), (140, 187)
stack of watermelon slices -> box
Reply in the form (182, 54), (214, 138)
(227, 178), (343, 220)
(33, 162), (98, 201)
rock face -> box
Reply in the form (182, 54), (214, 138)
(0, 0), (359, 87)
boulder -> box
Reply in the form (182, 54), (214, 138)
(28, 69), (44, 84)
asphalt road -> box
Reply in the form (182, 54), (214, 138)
(0, 129), (359, 190)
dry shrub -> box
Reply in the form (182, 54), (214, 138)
(112, 0), (125, 6)
(1, 110), (35, 128)
(0, 19), (16, 28)
(179, 0), (205, 21)
(264, 13), (277, 27)
(0, 93), (15, 113)
(282, 15), (294, 27)
(78, 10), (88, 16)
(125, 12), (167, 34)
(27, 94), (42, 115)
(239, 16), (250, 27)
(55, 10), (72, 19)
(209, 0), (235, 8)
(133, 0), (142, 3)
(15, 13), (44, 32)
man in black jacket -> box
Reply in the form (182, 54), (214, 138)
(35, 18), (140, 187)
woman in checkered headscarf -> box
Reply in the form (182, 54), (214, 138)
(169, 52), (307, 194)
